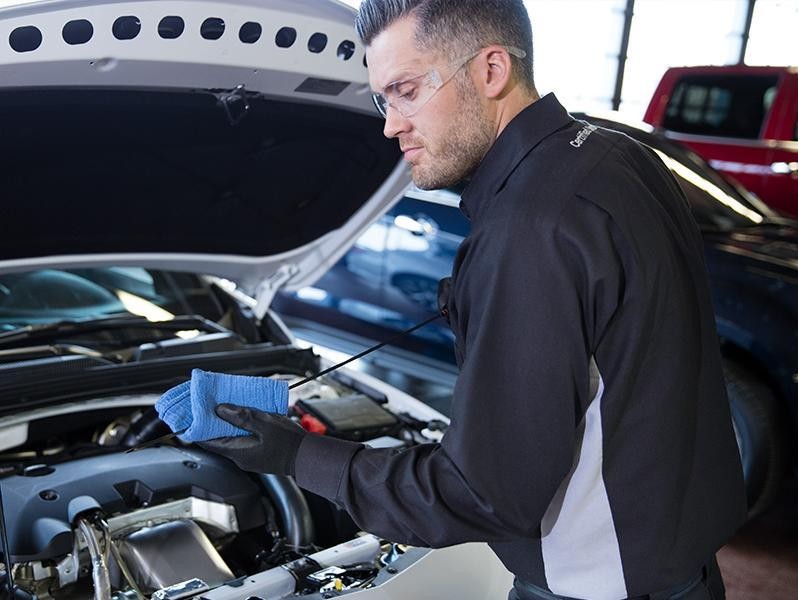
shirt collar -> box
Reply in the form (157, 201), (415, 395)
(460, 93), (573, 219)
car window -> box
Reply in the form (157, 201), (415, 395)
(663, 74), (779, 139)
(0, 268), (222, 331)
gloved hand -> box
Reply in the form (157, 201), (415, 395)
(198, 404), (308, 476)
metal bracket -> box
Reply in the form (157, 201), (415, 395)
(254, 264), (299, 321)
(214, 84), (250, 126)
(153, 578), (210, 600)
(55, 536), (81, 588)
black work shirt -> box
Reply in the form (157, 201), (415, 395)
(295, 93), (746, 598)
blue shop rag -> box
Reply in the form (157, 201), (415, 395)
(155, 368), (289, 442)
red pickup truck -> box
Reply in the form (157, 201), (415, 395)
(644, 65), (798, 218)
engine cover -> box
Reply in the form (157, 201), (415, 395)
(1, 446), (267, 560)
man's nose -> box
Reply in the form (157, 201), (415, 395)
(383, 106), (411, 139)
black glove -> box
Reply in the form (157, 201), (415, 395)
(198, 404), (307, 476)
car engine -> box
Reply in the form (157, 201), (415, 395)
(0, 376), (440, 600)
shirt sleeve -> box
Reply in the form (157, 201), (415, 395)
(294, 198), (626, 548)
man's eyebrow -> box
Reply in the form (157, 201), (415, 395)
(375, 69), (421, 92)
(392, 70), (421, 83)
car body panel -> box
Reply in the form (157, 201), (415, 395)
(0, 0), (412, 309)
(703, 227), (798, 414)
(336, 542), (513, 599)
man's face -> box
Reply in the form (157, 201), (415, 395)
(367, 17), (495, 190)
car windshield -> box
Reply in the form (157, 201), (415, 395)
(0, 267), (223, 332)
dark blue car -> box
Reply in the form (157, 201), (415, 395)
(274, 113), (798, 516)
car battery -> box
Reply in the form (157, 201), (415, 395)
(295, 394), (399, 442)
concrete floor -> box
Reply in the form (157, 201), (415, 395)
(355, 358), (798, 599)
(719, 474), (798, 598)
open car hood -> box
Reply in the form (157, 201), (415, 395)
(0, 0), (409, 312)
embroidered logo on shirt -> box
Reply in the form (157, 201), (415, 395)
(570, 124), (598, 148)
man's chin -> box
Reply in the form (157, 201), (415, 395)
(411, 176), (435, 191)
(410, 165), (432, 190)
(412, 165), (465, 191)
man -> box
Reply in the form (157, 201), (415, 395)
(200, 1), (747, 598)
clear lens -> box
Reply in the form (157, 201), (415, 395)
(379, 72), (432, 119)
(372, 93), (389, 118)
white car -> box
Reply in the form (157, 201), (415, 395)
(0, 1), (512, 598)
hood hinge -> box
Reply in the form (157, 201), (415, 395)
(253, 264), (299, 321)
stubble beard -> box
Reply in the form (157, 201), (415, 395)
(411, 76), (495, 190)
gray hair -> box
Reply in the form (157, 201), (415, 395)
(355, 0), (535, 91)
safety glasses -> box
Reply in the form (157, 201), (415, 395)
(371, 46), (527, 119)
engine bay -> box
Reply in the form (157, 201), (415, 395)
(0, 373), (446, 600)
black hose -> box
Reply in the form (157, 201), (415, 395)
(258, 475), (314, 549)
(121, 408), (170, 448)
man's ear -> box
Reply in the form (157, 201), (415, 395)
(478, 46), (515, 99)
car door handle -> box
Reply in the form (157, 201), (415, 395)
(770, 162), (798, 175)
(393, 215), (435, 236)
